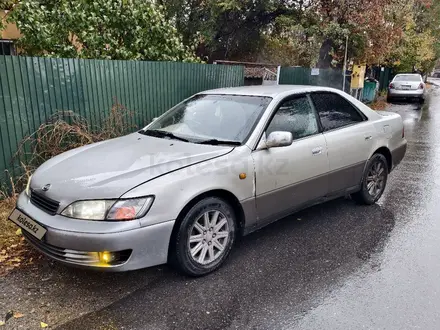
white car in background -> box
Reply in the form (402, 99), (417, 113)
(387, 73), (425, 103)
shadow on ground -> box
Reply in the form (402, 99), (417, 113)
(53, 197), (395, 330)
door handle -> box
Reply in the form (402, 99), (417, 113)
(365, 135), (372, 140)
(312, 147), (323, 155)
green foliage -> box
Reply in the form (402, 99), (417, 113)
(5, 0), (440, 70)
(259, 16), (321, 66)
(8, 0), (199, 62)
(0, 0), (15, 10)
(160, 0), (299, 62)
(160, 0), (440, 69)
(394, 22), (436, 73)
(390, 1), (439, 74)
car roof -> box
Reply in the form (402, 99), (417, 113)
(198, 85), (341, 97)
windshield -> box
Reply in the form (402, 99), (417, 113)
(394, 75), (421, 82)
(143, 94), (272, 144)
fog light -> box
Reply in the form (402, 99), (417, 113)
(99, 251), (115, 264)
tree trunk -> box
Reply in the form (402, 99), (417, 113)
(317, 38), (334, 69)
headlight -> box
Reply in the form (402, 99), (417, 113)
(61, 196), (154, 221)
(25, 175), (32, 197)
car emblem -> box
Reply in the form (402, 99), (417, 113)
(42, 184), (51, 192)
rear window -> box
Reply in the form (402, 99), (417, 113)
(394, 75), (421, 82)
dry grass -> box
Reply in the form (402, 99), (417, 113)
(370, 99), (389, 110)
(14, 100), (135, 188)
(0, 101), (135, 274)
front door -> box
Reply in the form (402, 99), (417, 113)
(252, 95), (330, 222)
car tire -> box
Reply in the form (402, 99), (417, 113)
(170, 197), (236, 276)
(386, 95), (392, 103)
(419, 97), (425, 104)
(352, 154), (388, 205)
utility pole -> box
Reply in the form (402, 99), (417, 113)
(342, 35), (349, 93)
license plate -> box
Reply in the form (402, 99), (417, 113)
(401, 85), (411, 90)
(9, 209), (47, 240)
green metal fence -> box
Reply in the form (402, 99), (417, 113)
(278, 67), (350, 93)
(0, 56), (244, 182)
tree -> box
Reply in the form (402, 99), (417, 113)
(258, 15), (322, 66)
(312, 0), (409, 68)
(8, 0), (199, 62)
(160, 0), (303, 62)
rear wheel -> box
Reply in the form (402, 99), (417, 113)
(352, 154), (388, 205)
(170, 197), (236, 276)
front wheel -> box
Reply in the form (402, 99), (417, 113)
(170, 197), (236, 276)
(352, 154), (388, 205)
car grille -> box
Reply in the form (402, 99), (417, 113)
(23, 231), (100, 264)
(30, 190), (60, 215)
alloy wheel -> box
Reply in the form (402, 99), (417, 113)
(188, 210), (230, 265)
(366, 160), (386, 198)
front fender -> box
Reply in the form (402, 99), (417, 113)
(122, 147), (255, 228)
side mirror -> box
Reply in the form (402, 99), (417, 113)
(266, 131), (293, 148)
(152, 117), (158, 122)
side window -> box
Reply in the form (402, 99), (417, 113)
(266, 96), (319, 140)
(310, 92), (364, 131)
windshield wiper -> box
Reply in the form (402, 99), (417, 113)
(196, 139), (241, 146)
(140, 129), (189, 142)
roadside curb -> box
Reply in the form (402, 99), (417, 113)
(427, 79), (440, 87)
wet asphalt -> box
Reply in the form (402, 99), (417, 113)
(59, 87), (440, 330)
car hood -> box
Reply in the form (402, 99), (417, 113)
(31, 133), (233, 202)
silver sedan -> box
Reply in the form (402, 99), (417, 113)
(10, 85), (407, 276)
(387, 73), (425, 103)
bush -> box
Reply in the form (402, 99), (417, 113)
(13, 100), (135, 190)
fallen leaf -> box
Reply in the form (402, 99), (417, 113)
(13, 312), (24, 318)
(0, 321), (5, 326)
(40, 322), (48, 328)
(4, 311), (13, 323)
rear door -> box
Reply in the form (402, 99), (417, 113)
(310, 92), (375, 195)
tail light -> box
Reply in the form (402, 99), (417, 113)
(419, 83), (424, 89)
(389, 83), (395, 89)
(402, 127), (405, 138)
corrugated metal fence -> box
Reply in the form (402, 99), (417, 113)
(278, 67), (351, 93)
(0, 56), (244, 182)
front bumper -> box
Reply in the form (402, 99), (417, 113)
(15, 193), (175, 271)
(388, 89), (424, 98)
